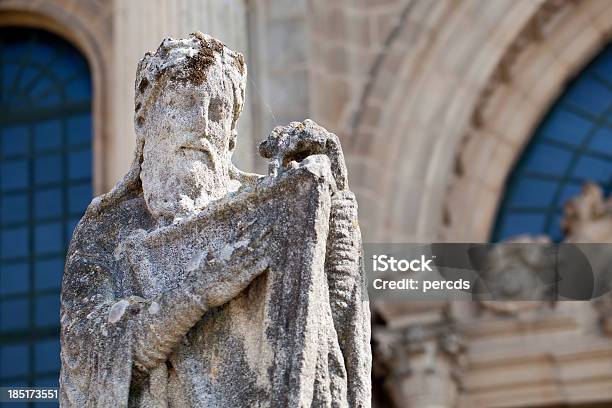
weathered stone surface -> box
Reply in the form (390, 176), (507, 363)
(562, 182), (612, 243)
(59, 33), (370, 407)
(563, 183), (612, 335)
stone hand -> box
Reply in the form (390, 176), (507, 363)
(259, 119), (349, 191)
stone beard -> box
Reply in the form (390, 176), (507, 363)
(59, 33), (371, 408)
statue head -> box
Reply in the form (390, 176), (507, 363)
(133, 32), (247, 220)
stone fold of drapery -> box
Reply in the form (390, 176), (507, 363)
(60, 162), (369, 407)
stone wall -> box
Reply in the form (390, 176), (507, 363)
(112, 0), (254, 185)
(305, 0), (612, 245)
(245, 0), (310, 173)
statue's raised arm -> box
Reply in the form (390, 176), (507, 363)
(59, 32), (371, 408)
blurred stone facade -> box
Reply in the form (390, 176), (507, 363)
(2, 0), (612, 406)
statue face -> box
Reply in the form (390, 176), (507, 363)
(140, 69), (236, 220)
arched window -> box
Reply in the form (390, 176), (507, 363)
(493, 44), (612, 242)
(0, 28), (92, 390)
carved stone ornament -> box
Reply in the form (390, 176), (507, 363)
(564, 183), (612, 335)
(373, 320), (466, 408)
(479, 183), (612, 317)
(562, 182), (612, 243)
(477, 236), (553, 316)
(59, 33), (371, 408)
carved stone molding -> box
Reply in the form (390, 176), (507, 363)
(466, 0), (572, 132)
(442, 0), (581, 239)
(452, 0), (573, 179)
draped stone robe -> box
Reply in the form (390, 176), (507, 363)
(59, 162), (371, 407)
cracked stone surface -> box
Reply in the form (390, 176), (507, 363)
(59, 32), (371, 408)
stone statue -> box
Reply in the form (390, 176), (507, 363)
(562, 182), (612, 243)
(59, 33), (371, 408)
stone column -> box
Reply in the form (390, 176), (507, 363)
(109, 0), (253, 190)
(374, 305), (464, 408)
(595, 296), (612, 336)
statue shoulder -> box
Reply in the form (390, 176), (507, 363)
(68, 195), (153, 257)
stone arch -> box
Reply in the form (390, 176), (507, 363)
(345, 0), (612, 242)
(0, 0), (113, 194)
(344, 0), (458, 241)
(443, 0), (612, 241)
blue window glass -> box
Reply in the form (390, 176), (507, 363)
(34, 295), (60, 328)
(29, 78), (55, 105)
(493, 44), (612, 241)
(0, 28), (92, 392)
(573, 155), (610, 184)
(67, 114), (92, 147)
(522, 144), (573, 175)
(34, 189), (62, 219)
(68, 149), (92, 180)
(563, 77), (612, 116)
(2, 63), (19, 92)
(1, 159), (28, 191)
(34, 154), (62, 185)
(34, 340), (60, 373)
(508, 179), (558, 208)
(34, 223), (63, 255)
(66, 79), (92, 102)
(2, 193), (28, 224)
(68, 183), (92, 214)
(0, 263), (29, 295)
(2, 126), (28, 156)
(66, 217), (80, 244)
(33, 120), (62, 152)
(538, 109), (592, 147)
(0, 299), (29, 331)
(36, 92), (62, 109)
(2, 227), (29, 259)
(0, 344), (29, 378)
(34, 258), (63, 291)
(589, 127), (612, 156)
